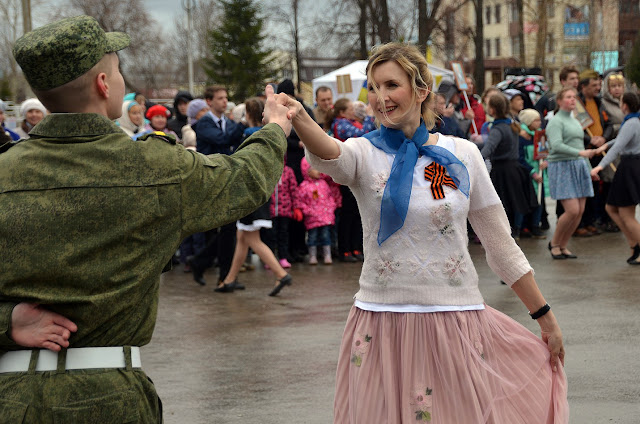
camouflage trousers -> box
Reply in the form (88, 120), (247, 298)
(0, 361), (162, 423)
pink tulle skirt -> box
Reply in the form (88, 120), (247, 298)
(334, 305), (568, 423)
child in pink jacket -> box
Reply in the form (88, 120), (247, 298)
(267, 164), (298, 267)
(294, 158), (337, 264)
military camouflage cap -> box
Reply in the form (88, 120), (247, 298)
(12, 15), (130, 91)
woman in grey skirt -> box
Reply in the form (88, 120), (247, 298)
(545, 88), (596, 259)
(591, 92), (640, 264)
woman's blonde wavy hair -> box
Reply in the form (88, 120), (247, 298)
(366, 43), (436, 130)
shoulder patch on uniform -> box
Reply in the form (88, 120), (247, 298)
(137, 131), (176, 145)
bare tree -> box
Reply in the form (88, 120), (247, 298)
(516, 0), (525, 64)
(417, 0), (442, 53)
(311, 0), (418, 59)
(0, 0), (47, 100)
(371, 0), (392, 42)
(534, 0), (550, 71)
(471, 0), (485, 94)
(291, 0), (302, 90)
(170, 0), (221, 89)
(0, 0), (24, 99)
(357, 0), (368, 58)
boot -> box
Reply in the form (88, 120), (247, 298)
(323, 245), (333, 265)
(308, 246), (318, 265)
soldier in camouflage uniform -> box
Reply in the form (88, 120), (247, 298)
(0, 16), (292, 423)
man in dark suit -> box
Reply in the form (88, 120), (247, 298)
(195, 85), (246, 155)
(189, 86), (248, 286)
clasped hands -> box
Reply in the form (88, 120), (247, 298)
(589, 144), (610, 181)
(262, 85), (306, 137)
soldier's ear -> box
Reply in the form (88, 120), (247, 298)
(95, 72), (109, 99)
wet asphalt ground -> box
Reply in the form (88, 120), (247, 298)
(143, 210), (640, 424)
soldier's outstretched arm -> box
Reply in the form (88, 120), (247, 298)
(179, 85), (293, 236)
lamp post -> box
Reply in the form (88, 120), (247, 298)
(21, 0), (32, 33)
(182, 0), (195, 94)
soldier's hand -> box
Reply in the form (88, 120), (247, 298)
(10, 303), (77, 352)
(263, 84), (294, 136)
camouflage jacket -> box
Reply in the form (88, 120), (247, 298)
(0, 113), (286, 352)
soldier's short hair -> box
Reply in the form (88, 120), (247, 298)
(33, 54), (114, 112)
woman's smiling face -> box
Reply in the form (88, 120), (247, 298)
(367, 60), (425, 131)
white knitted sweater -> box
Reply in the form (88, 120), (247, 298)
(306, 134), (532, 306)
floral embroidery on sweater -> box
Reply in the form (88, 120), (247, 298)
(376, 257), (401, 283)
(426, 203), (455, 241)
(411, 387), (433, 421)
(351, 333), (372, 367)
(371, 170), (390, 198)
(443, 254), (467, 285)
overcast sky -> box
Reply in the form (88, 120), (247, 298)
(145, 0), (186, 28)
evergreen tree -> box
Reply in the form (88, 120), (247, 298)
(204, 0), (274, 102)
(626, 33), (640, 89)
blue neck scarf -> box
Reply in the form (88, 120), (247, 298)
(621, 112), (640, 128)
(364, 121), (470, 245)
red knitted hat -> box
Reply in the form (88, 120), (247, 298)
(145, 104), (170, 119)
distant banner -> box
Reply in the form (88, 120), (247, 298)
(564, 23), (589, 39)
(574, 99), (595, 130)
(336, 74), (353, 94)
(534, 130), (549, 161)
(564, 5), (589, 39)
(451, 62), (468, 91)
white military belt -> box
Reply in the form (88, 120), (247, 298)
(0, 346), (141, 373)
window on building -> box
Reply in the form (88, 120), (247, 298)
(485, 39), (492, 57)
(621, 0), (629, 12)
(511, 36), (520, 56)
(495, 4), (502, 23)
(547, 0), (555, 17)
(495, 38), (501, 56)
(486, 6), (492, 24)
(510, 3), (520, 22)
(492, 70), (502, 85)
(313, 68), (324, 78)
(547, 34), (555, 53)
(624, 0), (640, 14)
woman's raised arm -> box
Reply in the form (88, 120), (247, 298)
(274, 93), (341, 160)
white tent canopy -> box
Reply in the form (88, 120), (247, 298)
(311, 60), (368, 104)
(311, 60), (455, 105)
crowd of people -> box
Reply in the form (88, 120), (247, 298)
(3, 63), (639, 295)
(167, 62), (635, 280)
(3, 13), (638, 422)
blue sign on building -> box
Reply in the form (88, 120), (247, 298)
(564, 23), (590, 39)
